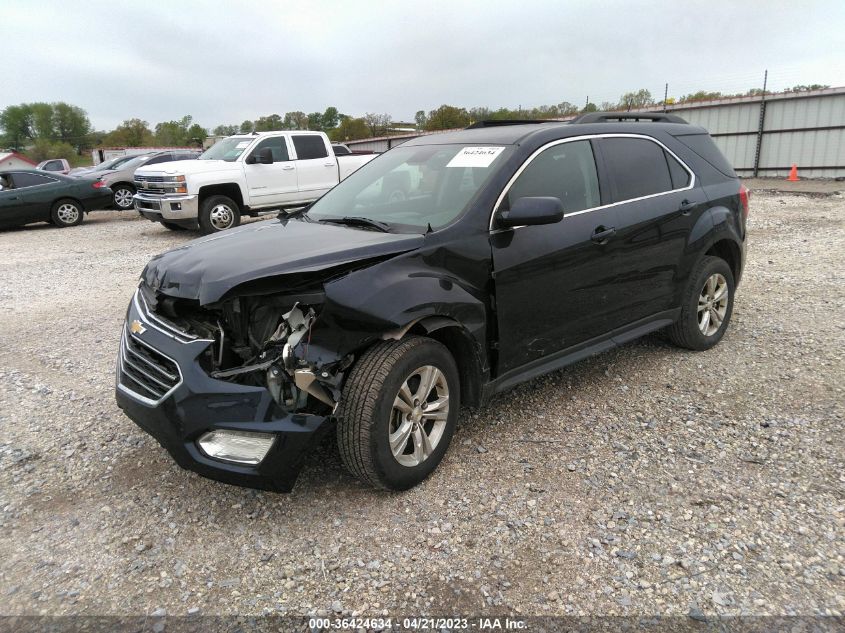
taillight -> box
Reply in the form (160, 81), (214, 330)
(92, 180), (106, 189)
(739, 183), (750, 218)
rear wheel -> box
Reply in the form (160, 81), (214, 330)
(667, 255), (735, 350)
(50, 199), (84, 227)
(112, 184), (135, 210)
(199, 195), (240, 234)
(338, 336), (460, 490)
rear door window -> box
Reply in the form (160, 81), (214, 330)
(665, 150), (691, 189)
(292, 135), (329, 160)
(145, 154), (174, 165)
(506, 140), (600, 214)
(600, 137), (674, 202)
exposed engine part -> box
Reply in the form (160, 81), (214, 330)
(210, 358), (276, 379)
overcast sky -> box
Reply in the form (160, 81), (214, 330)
(3, 0), (844, 130)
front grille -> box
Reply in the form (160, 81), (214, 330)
(136, 288), (199, 343)
(135, 175), (166, 183)
(118, 327), (181, 404)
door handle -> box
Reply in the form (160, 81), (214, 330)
(323, 162), (335, 167)
(282, 165), (295, 171)
(679, 199), (696, 214)
(591, 226), (616, 244)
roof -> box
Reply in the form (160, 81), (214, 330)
(0, 152), (37, 166)
(403, 118), (706, 148)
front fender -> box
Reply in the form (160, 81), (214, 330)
(297, 252), (489, 368)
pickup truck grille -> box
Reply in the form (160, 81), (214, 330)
(135, 175), (166, 183)
(118, 327), (181, 404)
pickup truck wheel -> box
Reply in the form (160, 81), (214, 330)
(50, 199), (84, 227)
(199, 195), (240, 234)
(338, 336), (460, 490)
(112, 185), (135, 210)
(667, 255), (735, 351)
(160, 222), (185, 231)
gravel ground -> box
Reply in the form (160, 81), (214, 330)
(0, 195), (842, 620)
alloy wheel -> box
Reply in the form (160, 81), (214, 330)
(389, 365), (449, 467)
(57, 203), (80, 224)
(114, 188), (134, 209)
(697, 273), (729, 336)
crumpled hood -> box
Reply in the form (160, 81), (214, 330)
(142, 218), (424, 305)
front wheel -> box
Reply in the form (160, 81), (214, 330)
(112, 184), (135, 210)
(338, 336), (460, 490)
(667, 255), (735, 350)
(198, 195), (240, 234)
(50, 199), (84, 227)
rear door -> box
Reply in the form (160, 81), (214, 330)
(491, 139), (620, 375)
(243, 135), (298, 204)
(291, 134), (337, 196)
(595, 136), (701, 328)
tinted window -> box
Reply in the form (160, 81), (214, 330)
(12, 172), (56, 188)
(252, 137), (289, 162)
(145, 154), (174, 165)
(601, 138), (673, 202)
(332, 144), (351, 155)
(293, 135), (329, 160)
(665, 150), (691, 189)
(672, 133), (736, 177)
(45, 160), (63, 171)
(506, 140), (600, 214)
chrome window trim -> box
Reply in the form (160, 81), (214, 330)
(117, 326), (184, 406)
(489, 133), (695, 230)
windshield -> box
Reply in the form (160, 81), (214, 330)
(92, 155), (136, 171)
(116, 155), (152, 171)
(199, 137), (253, 162)
(307, 144), (510, 232)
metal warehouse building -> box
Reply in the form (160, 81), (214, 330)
(347, 86), (845, 178)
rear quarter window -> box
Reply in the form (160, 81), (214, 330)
(672, 133), (736, 177)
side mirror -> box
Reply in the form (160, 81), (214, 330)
(496, 196), (564, 228)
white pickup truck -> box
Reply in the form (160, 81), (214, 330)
(133, 131), (377, 233)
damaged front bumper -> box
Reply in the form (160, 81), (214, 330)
(114, 292), (331, 492)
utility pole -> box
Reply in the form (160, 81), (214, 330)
(663, 83), (669, 112)
(752, 69), (768, 178)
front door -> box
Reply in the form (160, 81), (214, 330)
(491, 139), (620, 375)
(243, 135), (298, 205)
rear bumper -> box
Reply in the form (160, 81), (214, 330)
(134, 193), (199, 222)
(83, 192), (115, 211)
(114, 291), (331, 492)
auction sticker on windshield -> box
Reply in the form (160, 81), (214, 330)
(446, 146), (505, 168)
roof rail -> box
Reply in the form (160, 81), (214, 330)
(466, 119), (563, 129)
(569, 111), (688, 124)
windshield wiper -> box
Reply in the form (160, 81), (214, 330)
(318, 216), (391, 232)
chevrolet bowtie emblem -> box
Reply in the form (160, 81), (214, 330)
(130, 320), (147, 335)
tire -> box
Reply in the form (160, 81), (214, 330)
(160, 221), (185, 231)
(112, 184), (135, 210)
(667, 255), (735, 351)
(198, 195), (240, 234)
(50, 199), (84, 227)
(338, 336), (460, 490)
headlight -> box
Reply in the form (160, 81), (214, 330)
(163, 175), (186, 183)
(197, 430), (275, 465)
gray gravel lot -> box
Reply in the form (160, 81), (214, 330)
(0, 195), (842, 619)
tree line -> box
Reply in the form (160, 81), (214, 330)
(1, 83), (831, 161)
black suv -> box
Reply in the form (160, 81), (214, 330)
(115, 113), (748, 492)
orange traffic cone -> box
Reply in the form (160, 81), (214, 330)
(787, 164), (799, 181)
